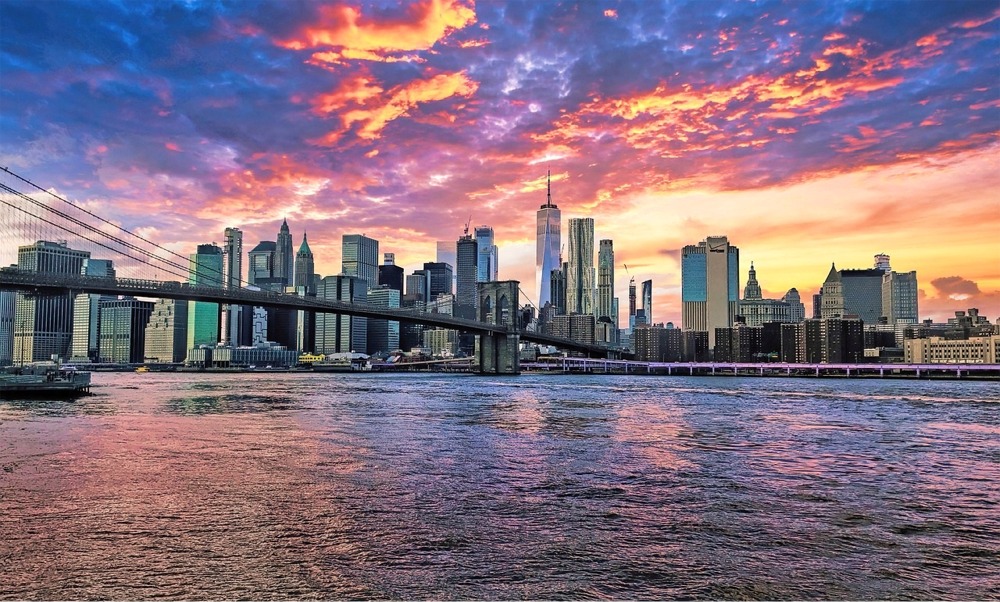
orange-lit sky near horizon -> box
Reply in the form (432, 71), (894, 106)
(1, 0), (998, 326)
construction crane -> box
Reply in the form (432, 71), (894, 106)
(464, 215), (472, 236)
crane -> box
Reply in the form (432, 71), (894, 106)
(463, 215), (472, 236)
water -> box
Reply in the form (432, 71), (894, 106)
(2, 372), (998, 599)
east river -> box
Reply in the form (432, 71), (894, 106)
(1, 372), (998, 599)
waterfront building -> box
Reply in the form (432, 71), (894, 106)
(378, 253), (404, 293)
(634, 325), (682, 362)
(144, 299), (189, 363)
(98, 298), (153, 363)
(780, 323), (806, 363)
(474, 226), (498, 282)
(794, 317), (864, 363)
(455, 235), (478, 320)
(681, 235), (739, 350)
(70, 258), (115, 362)
(14, 241), (90, 363)
(274, 219), (293, 286)
(423, 328), (459, 357)
(247, 241), (276, 285)
(342, 234), (379, 290)
(566, 218), (594, 315)
(315, 275), (367, 354)
(841, 268), (884, 325)
(186, 243), (223, 353)
(536, 171), (561, 309)
(550, 314), (595, 348)
(904, 335), (1000, 364)
(819, 264), (845, 319)
(366, 285), (400, 354)
(681, 330), (710, 362)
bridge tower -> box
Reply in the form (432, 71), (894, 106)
(477, 281), (520, 375)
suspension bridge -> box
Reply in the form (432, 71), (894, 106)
(0, 167), (614, 374)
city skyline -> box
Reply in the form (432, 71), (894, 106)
(1, 0), (998, 325)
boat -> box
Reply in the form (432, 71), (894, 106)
(135, 366), (150, 373)
(311, 352), (372, 372)
(1, 363), (92, 398)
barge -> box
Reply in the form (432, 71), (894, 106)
(0, 363), (92, 398)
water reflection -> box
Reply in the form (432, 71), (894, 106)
(1, 371), (998, 599)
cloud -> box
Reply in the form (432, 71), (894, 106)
(931, 276), (982, 301)
(277, 0), (476, 64)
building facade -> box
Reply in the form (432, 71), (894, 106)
(70, 258), (115, 362)
(536, 172), (561, 309)
(681, 235), (739, 350)
(566, 217), (594, 315)
(474, 225), (498, 282)
(883, 270), (918, 326)
(186, 243), (223, 353)
(366, 285), (401, 354)
(455, 235), (478, 320)
(98, 298), (153, 363)
(144, 299), (189, 363)
(274, 219), (293, 286)
(14, 241), (90, 363)
(315, 275), (367, 354)
(342, 234), (379, 290)
(247, 240), (276, 285)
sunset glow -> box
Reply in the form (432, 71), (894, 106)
(1, 0), (997, 325)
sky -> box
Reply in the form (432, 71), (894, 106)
(1, 0), (998, 326)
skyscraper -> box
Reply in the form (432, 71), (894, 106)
(144, 298), (188, 363)
(536, 171), (561, 308)
(681, 235), (739, 349)
(247, 241), (276, 285)
(474, 225), (498, 282)
(70, 258), (115, 362)
(274, 219), (293, 286)
(820, 263), (845, 318)
(98, 298), (153, 363)
(342, 234), (379, 290)
(841, 268), (884, 324)
(455, 234), (478, 320)
(883, 270), (918, 326)
(566, 217), (594, 315)
(186, 243), (223, 352)
(743, 263), (762, 300)
(0, 290), (14, 366)
(641, 279), (653, 325)
(294, 233), (315, 293)
(596, 239), (615, 320)
(315, 275), (367, 354)
(14, 241), (90, 363)
(366, 286), (400, 354)
(423, 262), (454, 298)
(222, 227), (243, 346)
(378, 253), (404, 293)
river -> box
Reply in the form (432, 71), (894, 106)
(1, 372), (998, 599)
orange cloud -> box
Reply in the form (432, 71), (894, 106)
(312, 71), (478, 144)
(278, 0), (475, 64)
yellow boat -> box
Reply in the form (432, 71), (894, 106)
(135, 366), (150, 373)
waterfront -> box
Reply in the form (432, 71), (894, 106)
(1, 373), (998, 599)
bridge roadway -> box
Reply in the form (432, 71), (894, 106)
(0, 269), (612, 357)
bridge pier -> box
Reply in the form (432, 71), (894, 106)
(477, 281), (521, 375)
